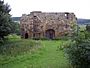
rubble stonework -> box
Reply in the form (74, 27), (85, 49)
(20, 11), (77, 39)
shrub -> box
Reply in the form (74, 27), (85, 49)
(65, 30), (90, 68)
(86, 24), (90, 32)
(65, 40), (90, 68)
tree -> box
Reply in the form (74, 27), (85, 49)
(11, 22), (20, 35)
(0, 0), (12, 40)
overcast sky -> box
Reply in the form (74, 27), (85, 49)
(4, 0), (90, 19)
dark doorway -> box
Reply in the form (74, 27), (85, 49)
(25, 33), (28, 39)
(45, 29), (55, 39)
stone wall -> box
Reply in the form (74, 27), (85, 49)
(20, 11), (77, 39)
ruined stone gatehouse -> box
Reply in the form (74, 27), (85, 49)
(20, 11), (77, 39)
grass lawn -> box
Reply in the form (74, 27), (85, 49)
(0, 39), (71, 68)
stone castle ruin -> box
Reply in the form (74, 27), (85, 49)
(20, 11), (77, 39)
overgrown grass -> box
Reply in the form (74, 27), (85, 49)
(0, 37), (71, 68)
(0, 39), (41, 56)
(0, 37), (42, 66)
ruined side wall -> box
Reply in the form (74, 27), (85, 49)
(20, 14), (33, 38)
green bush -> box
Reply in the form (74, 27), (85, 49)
(65, 30), (90, 68)
(65, 40), (90, 68)
(86, 24), (90, 32)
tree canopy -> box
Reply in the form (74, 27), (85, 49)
(0, 0), (12, 40)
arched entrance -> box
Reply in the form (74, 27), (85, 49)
(25, 33), (28, 39)
(45, 29), (55, 39)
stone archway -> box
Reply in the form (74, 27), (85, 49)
(25, 33), (28, 39)
(45, 29), (55, 39)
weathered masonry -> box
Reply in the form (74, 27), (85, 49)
(20, 11), (77, 39)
